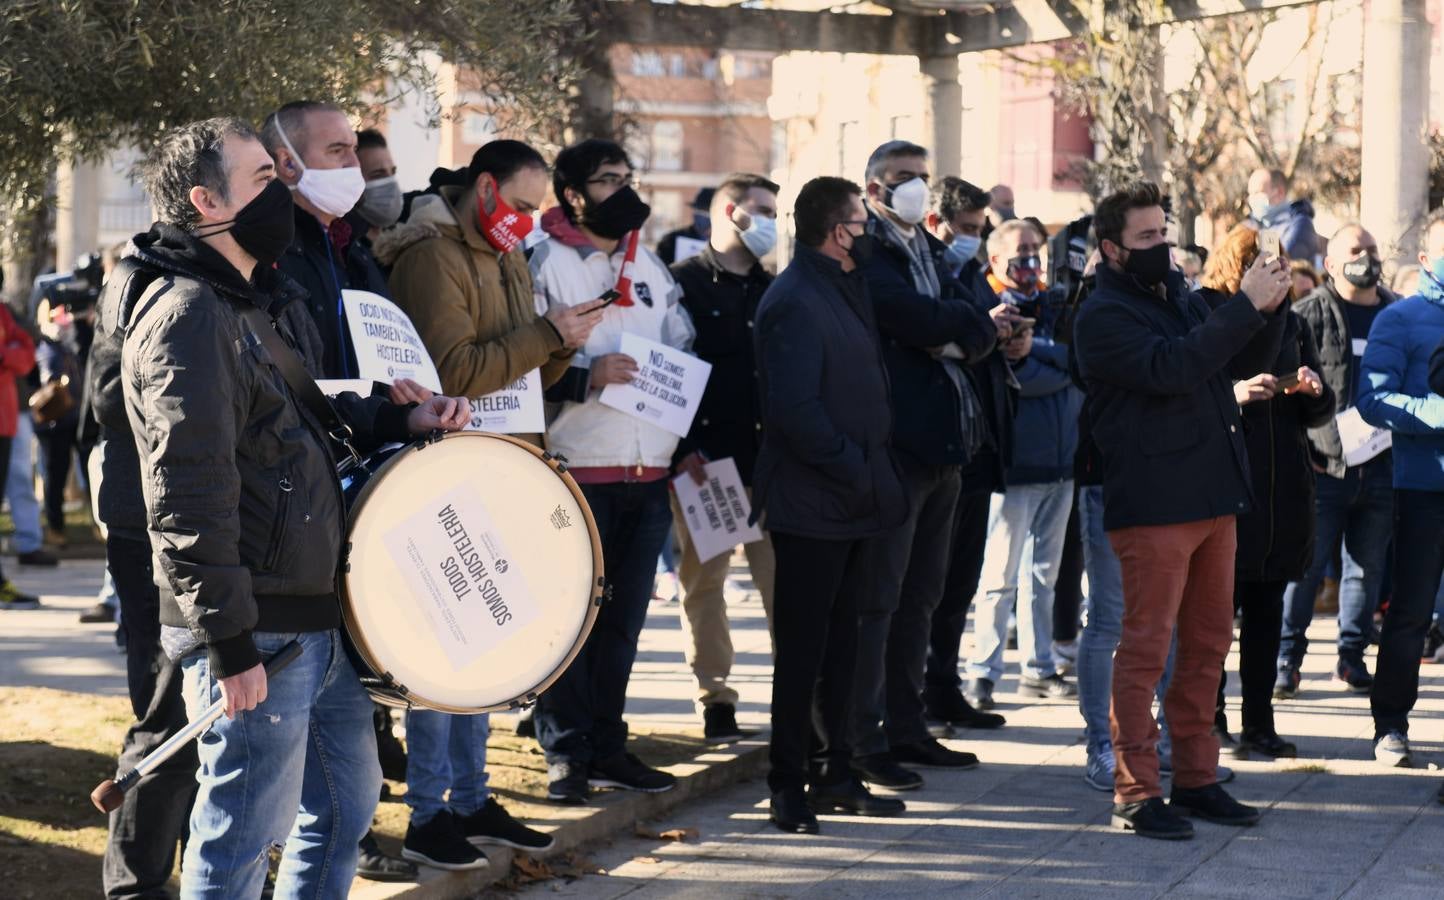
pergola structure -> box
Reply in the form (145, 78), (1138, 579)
(595, 0), (1432, 259)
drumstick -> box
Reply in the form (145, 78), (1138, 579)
(90, 641), (304, 814)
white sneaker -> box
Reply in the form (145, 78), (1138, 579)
(1085, 744), (1116, 792)
(1375, 731), (1412, 768)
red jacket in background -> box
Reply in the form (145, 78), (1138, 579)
(0, 306), (37, 437)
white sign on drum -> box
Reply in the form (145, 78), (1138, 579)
(381, 482), (539, 671)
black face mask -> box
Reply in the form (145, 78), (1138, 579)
(580, 186), (651, 240)
(841, 227), (875, 267)
(1341, 252), (1382, 289)
(197, 178), (296, 269)
(1121, 241), (1172, 286)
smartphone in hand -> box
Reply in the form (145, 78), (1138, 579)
(1259, 230), (1282, 261)
(589, 289), (623, 312)
(1275, 372), (1301, 392)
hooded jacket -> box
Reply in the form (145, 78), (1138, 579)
(116, 223), (413, 677)
(1258, 199), (1321, 265)
(529, 208), (694, 472)
(387, 184), (574, 443)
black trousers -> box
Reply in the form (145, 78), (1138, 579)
(924, 483), (993, 698)
(36, 422), (78, 532)
(1053, 487), (1083, 643)
(102, 535), (196, 899)
(768, 530), (874, 793)
(1235, 579), (1286, 735)
(850, 464), (960, 759)
(1372, 489), (1444, 738)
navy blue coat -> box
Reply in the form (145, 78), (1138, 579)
(861, 215), (997, 470)
(751, 245), (909, 540)
(1074, 266), (1287, 531)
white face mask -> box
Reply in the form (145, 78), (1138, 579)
(884, 177), (930, 226)
(275, 120), (366, 218)
(1248, 192), (1273, 220)
(736, 214), (777, 259)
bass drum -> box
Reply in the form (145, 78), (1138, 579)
(339, 431), (604, 713)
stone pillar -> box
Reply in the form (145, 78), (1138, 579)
(54, 156), (101, 274)
(1360, 0), (1430, 268)
(921, 54), (963, 176)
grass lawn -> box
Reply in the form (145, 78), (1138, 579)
(0, 687), (709, 897)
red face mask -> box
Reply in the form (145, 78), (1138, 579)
(476, 174), (533, 253)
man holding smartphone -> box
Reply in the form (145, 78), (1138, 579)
(1075, 182), (1290, 840)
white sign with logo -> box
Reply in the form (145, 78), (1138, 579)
(342, 289), (443, 393)
(315, 379), (376, 397)
(673, 236), (707, 263)
(673, 457), (763, 564)
(465, 370), (546, 435)
(1337, 405), (1392, 467)
(599, 333), (712, 438)
(381, 483), (538, 671)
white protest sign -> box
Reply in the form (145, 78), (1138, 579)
(342, 290), (442, 393)
(1337, 406), (1392, 467)
(465, 370), (545, 435)
(316, 379), (375, 397)
(672, 457), (763, 564)
(599, 333), (711, 438)
(381, 483), (539, 671)
(673, 236), (707, 263)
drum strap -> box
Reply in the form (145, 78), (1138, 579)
(239, 307), (364, 465)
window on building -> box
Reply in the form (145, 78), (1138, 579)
(669, 54), (687, 78)
(651, 120), (685, 172)
(631, 51), (664, 77)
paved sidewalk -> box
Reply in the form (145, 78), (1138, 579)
(11, 557), (1444, 898)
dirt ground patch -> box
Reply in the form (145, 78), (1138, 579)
(0, 687), (709, 897)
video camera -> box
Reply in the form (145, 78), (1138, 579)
(40, 253), (103, 314)
(1047, 214), (1094, 345)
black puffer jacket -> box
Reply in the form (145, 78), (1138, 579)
(1200, 288), (1335, 581)
(118, 224), (413, 677)
(1293, 281), (1396, 477)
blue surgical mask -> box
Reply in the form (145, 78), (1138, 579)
(950, 234), (982, 262)
(1422, 256), (1444, 300)
(736, 215), (777, 259)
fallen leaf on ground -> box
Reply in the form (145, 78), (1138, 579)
(634, 825), (700, 841)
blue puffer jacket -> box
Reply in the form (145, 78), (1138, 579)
(1356, 293), (1444, 492)
(1005, 334), (1083, 486)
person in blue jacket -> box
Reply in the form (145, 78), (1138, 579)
(1358, 209), (1444, 770)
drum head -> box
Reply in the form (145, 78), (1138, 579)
(342, 432), (601, 712)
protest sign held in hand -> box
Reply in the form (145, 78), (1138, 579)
(599, 332), (711, 438)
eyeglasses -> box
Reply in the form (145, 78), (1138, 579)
(586, 172), (638, 189)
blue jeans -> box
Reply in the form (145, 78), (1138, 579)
(179, 630), (381, 899)
(1279, 459), (1393, 668)
(536, 479), (674, 765)
(6, 414), (42, 553)
(1076, 486), (1122, 753)
(969, 480), (1075, 684)
(404, 709), (490, 826)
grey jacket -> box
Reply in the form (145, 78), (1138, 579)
(117, 224), (412, 676)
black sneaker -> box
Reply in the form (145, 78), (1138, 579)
(1170, 783), (1260, 826)
(892, 738), (980, 770)
(457, 797), (554, 852)
(1018, 673), (1078, 700)
(964, 678), (996, 710)
(703, 703), (745, 744)
(515, 706), (536, 739)
(924, 689), (1006, 730)
(1273, 664), (1301, 700)
(1113, 797), (1193, 840)
(402, 811), (489, 871)
(1336, 657), (1373, 694)
(807, 777), (906, 817)
(357, 830), (417, 882)
(17, 549), (58, 567)
(589, 753), (677, 793)
(1233, 728), (1297, 760)
(78, 601), (115, 623)
(0, 581), (40, 610)
(851, 754), (924, 791)
(546, 761), (590, 804)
